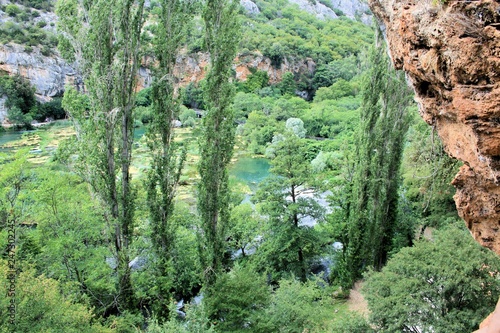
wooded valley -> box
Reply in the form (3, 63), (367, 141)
(1, 0), (499, 332)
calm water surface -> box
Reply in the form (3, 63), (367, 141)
(230, 157), (270, 190)
(0, 130), (28, 150)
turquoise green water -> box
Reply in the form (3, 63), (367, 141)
(0, 130), (27, 149)
(0, 126), (270, 189)
(134, 126), (146, 141)
(230, 157), (270, 189)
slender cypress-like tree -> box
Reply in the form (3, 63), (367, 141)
(344, 36), (413, 286)
(57, 0), (145, 311)
(197, 0), (240, 288)
(145, 0), (191, 311)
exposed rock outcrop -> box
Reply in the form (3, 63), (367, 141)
(330, 0), (372, 24)
(368, 0), (500, 254)
(240, 0), (260, 15)
(0, 97), (7, 125)
(140, 51), (316, 90)
(0, 44), (77, 98)
(288, 0), (339, 19)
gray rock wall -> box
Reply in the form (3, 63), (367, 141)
(0, 44), (76, 97)
(0, 96), (7, 124)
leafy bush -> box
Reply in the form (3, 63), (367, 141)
(143, 303), (216, 333)
(364, 226), (500, 333)
(36, 97), (66, 121)
(36, 20), (47, 28)
(5, 4), (21, 17)
(0, 74), (37, 127)
(179, 106), (196, 123)
(205, 264), (270, 332)
(182, 116), (196, 127)
(136, 87), (152, 107)
(327, 313), (375, 333)
(181, 82), (205, 109)
(13, 0), (53, 11)
(135, 105), (153, 124)
(254, 278), (335, 333)
(0, 260), (114, 332)
(243, 70), (269, 93)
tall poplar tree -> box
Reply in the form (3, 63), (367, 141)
(57, 0), (145, 310)
(197, 0), (240, 288)
(145, 0), (191, 311)
(344, 37), (413, 286)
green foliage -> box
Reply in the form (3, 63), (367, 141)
(0, 14), (58, 49)
(227, 203), (261, 256)
(402, 116), (461, 228)
(243, 70), (269, 93)
(144, 303), (216, 333)
(239, 110), (280, 154)
(0, 261), (114, 333)
(179, 106), (196, 123)
(197, 0), (240, 288)
(313, 79), (355, 102)
(136, 87), (152, 107)
(134, 202), (202, 306)
(57, 0), (147, 310)
(135, 105), (153, 124)
(33, 169), (116, 314)
(341, 39), (414, 286)
(270, 95), (309, 121)
(264, 42), (286, 67)
(364, 226), (500, 333)
(35, 97), (66, 121)
(13, 0), (53, 11)
(205, 264), (270, 332)
(254, 278), (335, 333)
(279, 72), (297, 96)
(182, 116), (196, 127)
(239, 4), (373, 72)
(57, 35), (75, 62)
(303, 98), (360, 140)
(0, 150), (30, 231)
(0, 74), (37, 127)
(285, 117), (306, 138)
(145, 0), (192, 317)
(232, 92), (264, 121)
(181, 82), (205, 109)
(6, 4), (22, 17)
(327, 312), (375, 333)
(253, 130), (325, 281)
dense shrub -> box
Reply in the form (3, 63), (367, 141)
(364, 226), (500, 333)
(5, 4), (21, 16)
(36, 97), (66, 121)
(135, 105), (153, 124)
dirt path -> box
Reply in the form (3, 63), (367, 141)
(347, 280), (369, 317)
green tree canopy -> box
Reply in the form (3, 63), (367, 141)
(364, 226), (500, 333)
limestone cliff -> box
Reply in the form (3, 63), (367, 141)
(0, 44), (78, 98)
(368, 0), (500, 253)
(138, 51), (316, 93)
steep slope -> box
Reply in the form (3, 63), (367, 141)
(368, 0), (500, 254)
(0, 0), (371, 97)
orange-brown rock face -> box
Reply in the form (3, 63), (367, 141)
(368, 0), (500, 253)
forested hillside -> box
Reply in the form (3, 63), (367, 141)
(1, 0), (499, 332)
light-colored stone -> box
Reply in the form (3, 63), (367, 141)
(0, 96), (7, 124)
(0, 44), (76, 97)
(330, 0), (372, 23)
(240, 0), (260, 15)
(288, 0), (338, 20)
